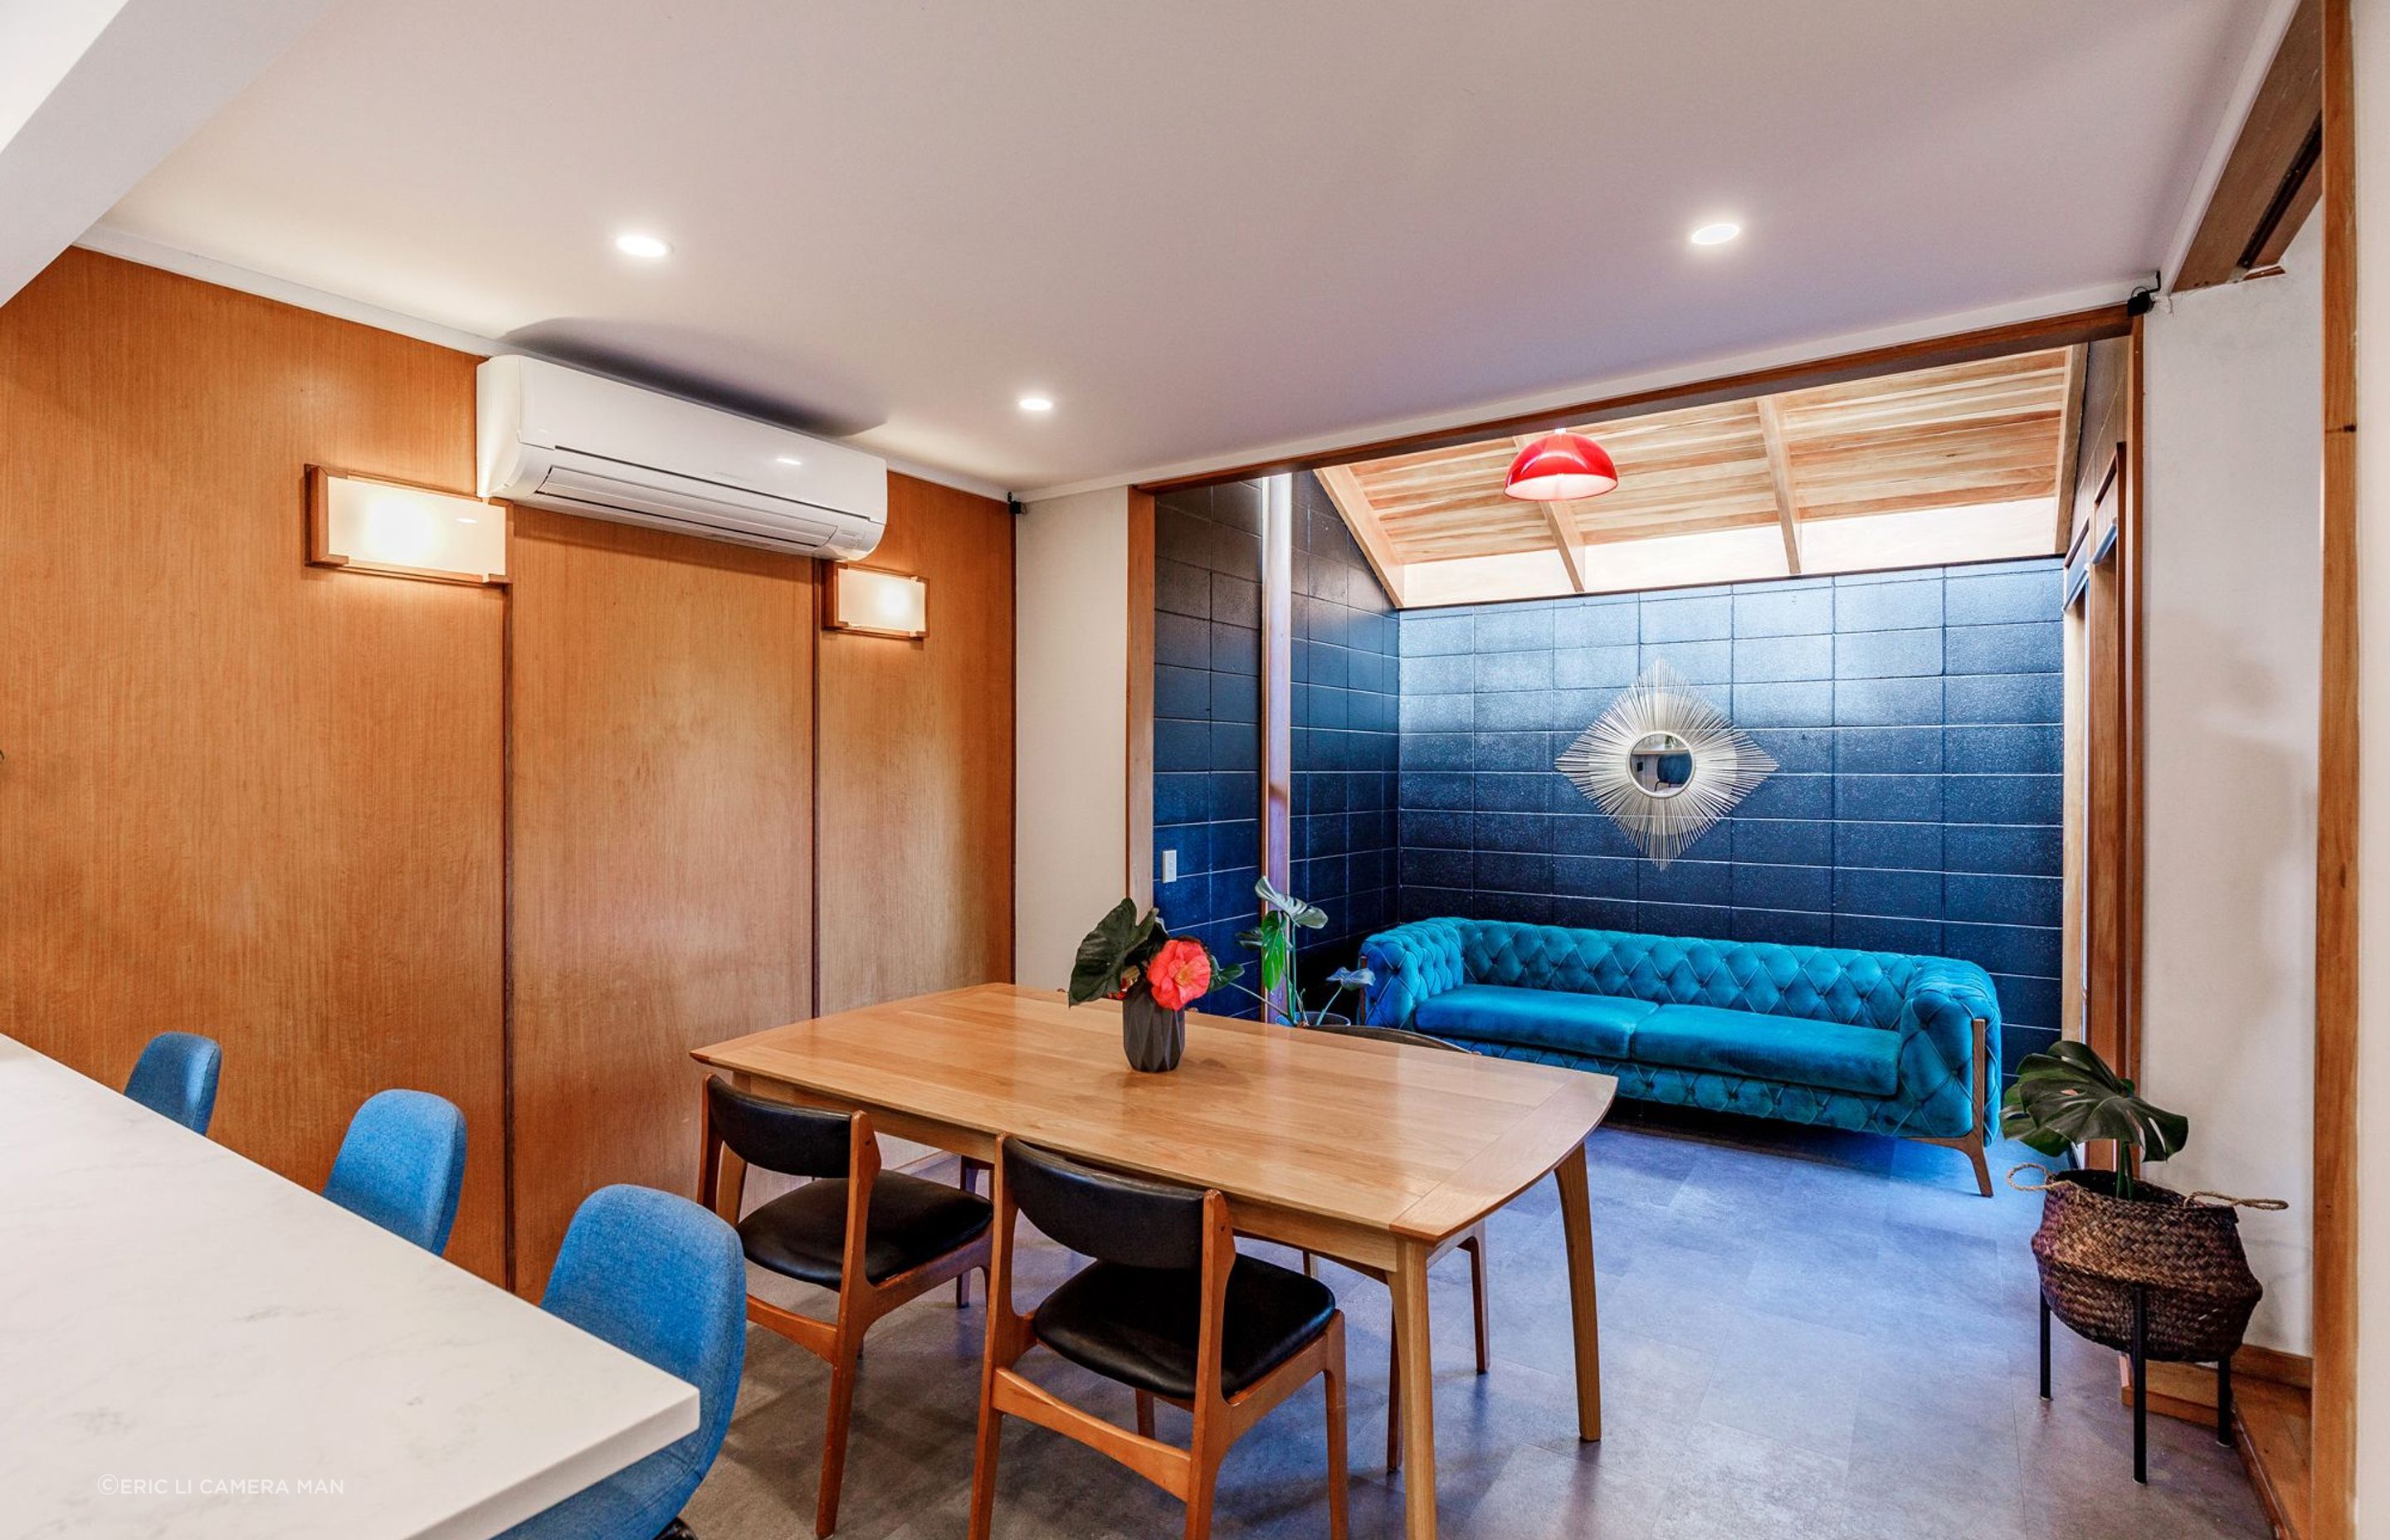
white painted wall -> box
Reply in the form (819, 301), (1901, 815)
(1014, 487), (1131, 990)
(2142, 218), (2322, 1357)
(0, 0), (334, 306)
(2353, 0), (2390, 1520)
(0, 0), (127, 153)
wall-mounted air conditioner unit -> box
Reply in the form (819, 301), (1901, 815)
(476, 356), (885, 560)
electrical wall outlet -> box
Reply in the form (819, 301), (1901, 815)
(1162, 848), (1178, 884)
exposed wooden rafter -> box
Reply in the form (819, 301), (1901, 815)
(1316, 347), (2076, 609)
(1514, 436), (1593, 591)
(1752, 397), (1803, 575)
(1312, 461), (1408, 606)
(2053, 343), (2086, 548)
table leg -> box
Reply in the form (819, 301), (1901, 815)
(1553, 1138), (1602, 1441)
(1390, 1236), (1438, 1540)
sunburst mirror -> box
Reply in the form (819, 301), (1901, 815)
(1556, 660), (1778, 868)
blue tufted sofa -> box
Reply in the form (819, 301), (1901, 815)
(1358, 919), (2002, 1192)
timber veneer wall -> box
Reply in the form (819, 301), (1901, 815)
(0, 251), (1016, 1293)
(0, 251), (511, 1279)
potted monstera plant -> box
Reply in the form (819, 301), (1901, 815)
(1067, 899), (1241, 1072)
(1232, 877), (1371, 1027)
(2003, 1042), (2276, 1366)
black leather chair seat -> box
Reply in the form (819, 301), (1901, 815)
(739, 1172), (991, 1288)
(1031, 1255), (1337, 1401)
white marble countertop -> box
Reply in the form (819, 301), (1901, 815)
(0, 1036), (699, 1539)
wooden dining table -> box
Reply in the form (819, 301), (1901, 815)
(692, 983), (1617, 1539)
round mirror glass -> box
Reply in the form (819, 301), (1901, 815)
(1627, 732), (1696, 797)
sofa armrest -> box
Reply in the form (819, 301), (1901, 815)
(1358, 920), (1468, 1029)
(1897, 960), (2004, 1131)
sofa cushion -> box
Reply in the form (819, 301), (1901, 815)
(1631, 1004), (1900, 1098)
(1414, 984), (1658, 1059)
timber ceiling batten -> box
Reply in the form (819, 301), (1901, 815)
(1314, 346), (2082, 607)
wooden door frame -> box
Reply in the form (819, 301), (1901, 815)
(2312, 0), (2356, 1530)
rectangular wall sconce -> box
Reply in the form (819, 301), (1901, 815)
(824, 564), (928, 638)
(307, 466), (509, 585)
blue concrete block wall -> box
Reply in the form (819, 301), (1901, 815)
(1394, 558), (2066, 1070)
(1151, 480), (1265, 1016)
(1290, 472), (1398, 992)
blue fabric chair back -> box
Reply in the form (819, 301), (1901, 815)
(322, 1089), (468, 1254)
(499, 1185), (747, 1540)
(124, 1032), (222, 1134)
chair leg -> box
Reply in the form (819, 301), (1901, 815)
(2217, 1352), (2235, 1447)
(817, 1340), (863, 1537)
(1183, 1437), (1222, 1540)
(1323, 1320), (1350, 1540)
(2129, 1285), (2149, 1486)
(1384, 1333), (1402, 1474)
(956, 1160), (983, 1306)
(966, 1403), (1002, 1540)
(1462, 1228), (1490, 1374)
(1136, 1389), (1156, 1440)
(1302, 1248), (1317, 1279)
(2038, 1294), (2051, 1401)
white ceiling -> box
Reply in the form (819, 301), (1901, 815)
(95, 0), (2275, 495)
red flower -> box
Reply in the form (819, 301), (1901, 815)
(1145, 938), (1212, 1011)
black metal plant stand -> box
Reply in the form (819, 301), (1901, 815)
(2039, 1287), (2234, 1484)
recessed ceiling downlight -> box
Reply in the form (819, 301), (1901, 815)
(612, 231), (672, 260)
(1689, 221), (1743, 247)
(1018, 395), (1055, 413)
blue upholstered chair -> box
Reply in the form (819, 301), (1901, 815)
(123, 1031), (222, 1134)
(499, 1185), (747, 1540)
(322, 1089), (468, 1254)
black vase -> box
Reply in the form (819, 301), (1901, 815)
(1121, 988), (1186, 1072)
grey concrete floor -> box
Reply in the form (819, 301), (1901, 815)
(683, 1106), (2273, 1538)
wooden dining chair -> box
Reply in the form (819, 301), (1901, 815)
(968, 1137), (1349, 1540)
(698, 1077), (993, 1538)
(1295, 1018), (1490, 1471)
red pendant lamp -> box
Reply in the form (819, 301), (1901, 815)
(1504, 431), (1618, 501)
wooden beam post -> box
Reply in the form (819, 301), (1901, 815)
(1260, 473), (1294, 899)
(1126, 489), (1156, 911)
(2054, 344), (2086, 549)
(2310, 0), (2356, 1531)
(1753, 397), (1804, 575)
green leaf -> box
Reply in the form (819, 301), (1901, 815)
(1067, 898), (1160, 1006)
(2000, 1041), (2189, 1165)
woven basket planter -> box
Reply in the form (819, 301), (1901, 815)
(2022, 1168), (2263, 1362)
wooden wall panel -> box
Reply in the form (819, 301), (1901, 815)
(816, 473), (1014, 1014)
(0, 251), (508, 1279)
(507, 509), (815, 1294)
